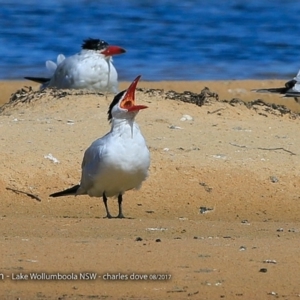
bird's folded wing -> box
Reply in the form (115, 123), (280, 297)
(24, 76), (50, 84)
(283, 91), (300, 97)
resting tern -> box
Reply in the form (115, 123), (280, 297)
(252, 68), (300, 102)
(25, 38), (126, 93)
(50, 75), (150, 219)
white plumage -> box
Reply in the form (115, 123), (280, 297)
(25, 38), (125, 94)
(50, 75), (150, 219)
(77, 119), (149, 198)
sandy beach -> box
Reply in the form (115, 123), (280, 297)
(0, 79), (300, 299)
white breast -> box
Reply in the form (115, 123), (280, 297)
(78, 121), (150, 198)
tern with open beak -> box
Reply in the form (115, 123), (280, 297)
(50, 75), (150, 218)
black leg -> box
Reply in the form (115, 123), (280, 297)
(102, 193), (112, 219)
(117, 194), (125, 219)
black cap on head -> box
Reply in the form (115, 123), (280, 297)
(82, 38), (109, 51)
(107, 90), (126, 122)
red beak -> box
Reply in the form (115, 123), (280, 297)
(120, 75), (148, 111)
(101, 45), (126, 56)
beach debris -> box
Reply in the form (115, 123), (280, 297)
(167, 286), (187, 293)
(165, 87), (219, 106)
(146, 227), (167, 231)
(194, 268), (215, 273)
(228, 88), (247, 94)
(276, 228), (284, 232)
(207, 107), (225, 114)
(135, 237), (143, 242)
(44, 153), (59, 164)
(229, 143), (296, 155)
(177, 146), (200, 152)
(222, 97), (300, 118)
(232, 126), (252, 132)
(26, 259), (38, 263)
(169, 125), (182, 129)
(67, 119), (75, 125)
(257, 147), (296, 156)
(194, 236), (211, 240)
(198, 254), (211, 258)
(275, 135), (288, 139)
(201, 280), (223, 286)
(0, 87), (104, 114)
(259, 268), (268, 273)
(199, 182), (212, 193)
(212, 154), (227, 159)
(180, 114), (193, 121)
(239, 246), (247, 251)
(267, 291), (277, 296)
(229, 142), (247, 149)
(241, 219), (250, 225)
(199, 206), (214, 214)
(137, 87), (164, 97)
(155, 238), (161, 242)
(6, 187), (41, 202)
(263, 259), (277, 264)
(163, 147), (170, 151)
(226, 98), (245, 107)
(269, 176), (279, 183)
(193, 236), (202, 240)
(2, 84), (300, 120)
(8, 86), (35, 104)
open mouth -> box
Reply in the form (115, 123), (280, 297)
(120, 75), (148, 111)
(120, 100), (134, 109)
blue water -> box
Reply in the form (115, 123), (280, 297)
(1, 0), (300, 81)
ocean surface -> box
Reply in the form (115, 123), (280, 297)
(1, 0), (300, 81)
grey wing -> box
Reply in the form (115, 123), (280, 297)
(251, 87), (289, 94)
(77, 138), (107, 193)
(48, 56), (77, 88)
(283, 91), (300, 97)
